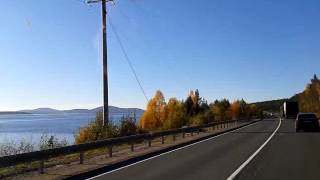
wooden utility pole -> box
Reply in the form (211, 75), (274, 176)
(87, 0), (113, 126)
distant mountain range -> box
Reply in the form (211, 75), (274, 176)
(0, 111), (31, 115)
(0, 106), (144, 115)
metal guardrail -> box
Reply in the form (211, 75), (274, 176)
(0, 119), (250, 173)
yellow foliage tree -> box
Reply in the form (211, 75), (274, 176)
(297, 74), (320, 116)
(163, 98), (187, 129)
(211, 99), (231, 121)
(139, 90), (166, 130)
(230, 100), (241, 120)
(248, 104), (258, 118)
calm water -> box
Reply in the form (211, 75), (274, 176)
(0, 113), (140, 145)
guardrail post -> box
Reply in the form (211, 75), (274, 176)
(197, 128), (200, 135)
(161, 136), (165, 144)
(80, 152), (84, 164)
(38, 160), (45, 174)
(131, 143), (134, 152)
(108, 146), (113, 158)
(148, 139), (152, 147)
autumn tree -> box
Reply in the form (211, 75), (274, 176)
(163, 98), (187, 129)
(184, 89), (208, 117)
(211, 99), (231, 121)
(191, 89), (201, 114)
(200, 99), (210, 113)
(248, 104), (258, 118)
(239, 99), (248, 118)
(139, 90), (166, 130)
(138, 89), (264, 131)
(230, 99), (259, 119)
(230, 100), (241, 120)
(184, 95), (194, 117)
(296, 74), (320, 116)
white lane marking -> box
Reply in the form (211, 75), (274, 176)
(88, 121), (263, 180)
(226, 118), (282, 180)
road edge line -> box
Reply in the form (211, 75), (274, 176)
(226, 118), (282, 180)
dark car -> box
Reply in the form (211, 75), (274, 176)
(296, 113), (320, 132)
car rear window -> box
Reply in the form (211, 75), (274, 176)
(298, 114), (317, 119)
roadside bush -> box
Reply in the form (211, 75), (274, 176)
(38, 134), (68, 150)
(0, 135), (68, 156)
(0, 139), (35, 157)
(119, 116), (138, 137)
(190, 110), (215, 126)
(75, 111), (118, 144)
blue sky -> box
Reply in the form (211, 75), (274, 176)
(0, 0), (319, 111)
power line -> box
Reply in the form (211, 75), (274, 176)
(108, 17), (149, 102)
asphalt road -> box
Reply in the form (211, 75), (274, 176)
(237, 118), (320, 180)
(90, 119), (279, 180)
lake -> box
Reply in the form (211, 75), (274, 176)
(0, 113), (140, 145)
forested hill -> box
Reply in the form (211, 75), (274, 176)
(251, 74), (320, 115)
(251, 99), (288, 112)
